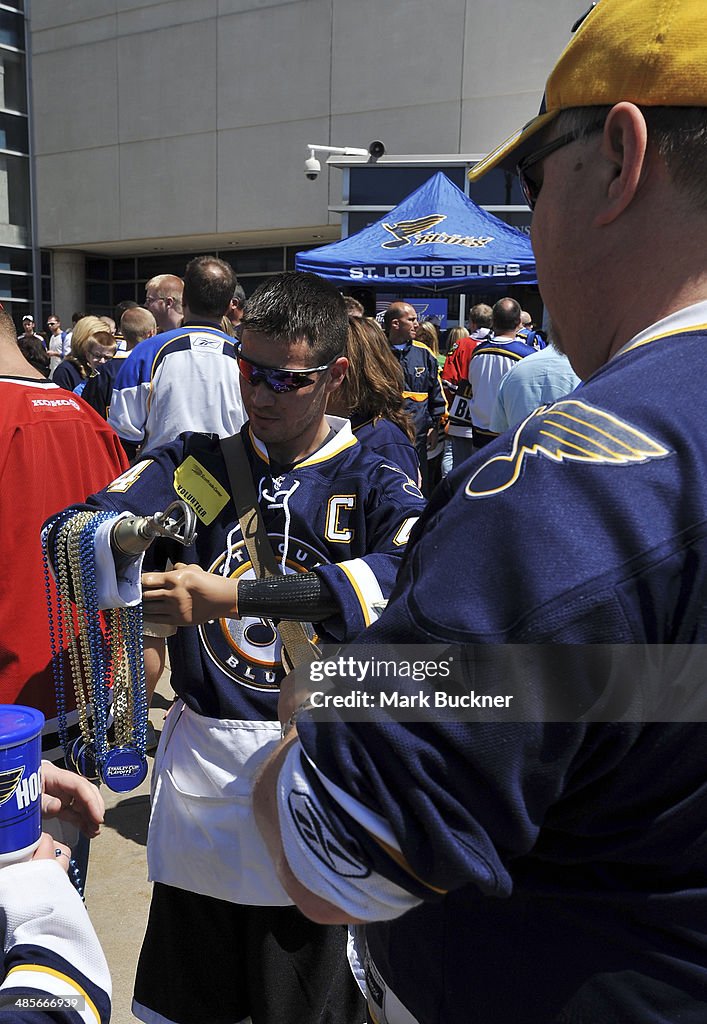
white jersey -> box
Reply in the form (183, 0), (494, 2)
(108, 321), (246, 455)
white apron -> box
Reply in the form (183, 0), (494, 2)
(147, 699), (292, 906)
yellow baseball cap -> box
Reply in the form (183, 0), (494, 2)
(469, 0), (703, 180)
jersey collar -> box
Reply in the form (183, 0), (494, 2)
(249, 415), (358, 469)
(615, 298), (707, 360)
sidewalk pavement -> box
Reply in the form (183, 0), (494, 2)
(84, 666), (174, 1024)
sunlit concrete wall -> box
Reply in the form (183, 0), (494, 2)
(30, 0), (580, 252)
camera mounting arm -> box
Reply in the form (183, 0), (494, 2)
(304, 141), (385, 179)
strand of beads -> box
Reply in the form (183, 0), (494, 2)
(70, 513), (103, 777)
(69, 857), (85, 901)
(42, 517), (72, 756)
(112, 598), (148, 756)
(44, 512), (99, 778)
(43, 510), (148, 792)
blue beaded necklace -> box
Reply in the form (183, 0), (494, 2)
(42, 511), (148, 793)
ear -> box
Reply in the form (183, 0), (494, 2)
(594, 102), (649, 227)
(326, 355), (349, 392)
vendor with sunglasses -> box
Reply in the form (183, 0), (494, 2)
(45, 270), (426, 1024)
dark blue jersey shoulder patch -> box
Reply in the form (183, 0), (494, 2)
(465, 399), (671, 499)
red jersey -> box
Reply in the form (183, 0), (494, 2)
(0, 377), (127, 744)
(441, 334), (484, 396)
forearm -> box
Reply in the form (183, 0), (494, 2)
(238, 572), (337, 621)
(253, 731), (361, 924)
(0, 861), (111, 1023)
(254, 734), (421, 925)
(143, 635), (167, 702)
(43, 507), (145, 609)
(142, 566), (338, 626)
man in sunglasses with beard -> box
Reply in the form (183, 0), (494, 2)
(45, 270), (425, 1024)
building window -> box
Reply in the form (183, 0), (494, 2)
(0, 48), (27, 113)
(0, 11), (24, 50)
(81, 246), (296, 317)
(0, 5), (40, 328)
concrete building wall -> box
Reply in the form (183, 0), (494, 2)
(30, 0), (580, 253)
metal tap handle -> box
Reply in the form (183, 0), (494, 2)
(111, 500), (198, 556)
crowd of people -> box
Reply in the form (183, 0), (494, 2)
(2, 0), (707, 1021)
(21, 264), (554, 493)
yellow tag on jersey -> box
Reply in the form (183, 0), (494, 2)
(173, 457), (229, 524)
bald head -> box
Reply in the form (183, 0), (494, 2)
(384, 302), (418, 344)
(183, 256), (238, 321)
(492, 297), (522, 337)
(145, 273), (184, 332)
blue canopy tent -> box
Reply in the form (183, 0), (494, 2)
(295, 171), (536, 293)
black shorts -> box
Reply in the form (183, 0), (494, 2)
(132, 883), (365, 1024)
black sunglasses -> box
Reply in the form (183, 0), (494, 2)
(236, 344), (337, 394)
(516, 120), (605, 210)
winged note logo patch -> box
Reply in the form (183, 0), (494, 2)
(0, 766), (24, 807)
(466, 399), (671, 499)
(381, 215), (447, 249)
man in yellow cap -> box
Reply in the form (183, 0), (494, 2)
(252, 2), (707, 1021)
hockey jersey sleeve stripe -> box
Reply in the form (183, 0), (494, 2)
(150, 335), (184, 379)
(472, 346), (526, 361)
(4, 965), (101, 1024)
(336, 558), (386, 626)
(150, 326), (235, 379)
(368, 835), (448, 895)
(402, 391), (430, 402)
(278, 745), (423, 921)
(301, 747), (448, 897)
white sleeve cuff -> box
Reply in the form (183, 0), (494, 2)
(94, 514), (144, 608)
(277, 744), (421, 922)
(0, 860), (111, 1008)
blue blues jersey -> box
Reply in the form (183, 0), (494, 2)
(82, 418), (424, 721)
(288, 320), (707, 1022)
(391, 339), (446, 442)
(350, 414), (420, 483)
(80, 353), (128, 420)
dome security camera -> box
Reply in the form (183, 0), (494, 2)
(305, 153), (321, 180)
